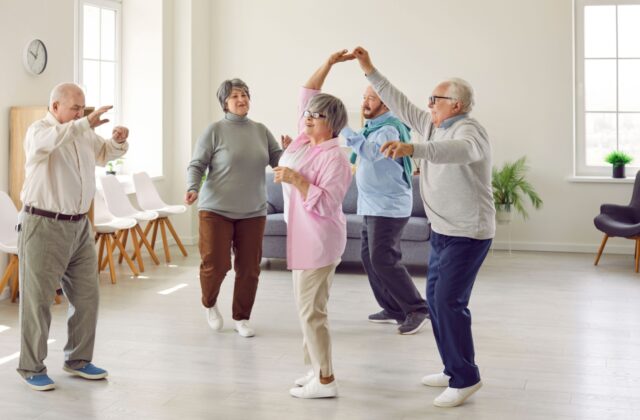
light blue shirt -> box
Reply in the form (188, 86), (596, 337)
(341, 112), (412, 218)
(439, 113), (468, 129)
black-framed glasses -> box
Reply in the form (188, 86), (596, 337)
(303, 110), (327, 119)
(428, 95), (456, 105)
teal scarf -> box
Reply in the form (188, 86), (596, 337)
(350, 116), (413, 187)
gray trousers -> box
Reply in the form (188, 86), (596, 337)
(17, 213), (99, 378)
(361, 215), (428, 320)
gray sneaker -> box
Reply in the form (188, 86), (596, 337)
(398, 311), (428, 335)
(368, 310), (402, 324)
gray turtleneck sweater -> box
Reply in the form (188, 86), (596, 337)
(187, 113), (282, 219)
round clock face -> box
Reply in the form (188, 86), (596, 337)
(23, 39), (48, 75)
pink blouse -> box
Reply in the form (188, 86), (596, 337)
(280, 87), (352, 270)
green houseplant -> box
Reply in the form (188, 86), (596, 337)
(105, 158), (124, 175)
(604, 150), (633, 179)
(492, 156), (543, 224)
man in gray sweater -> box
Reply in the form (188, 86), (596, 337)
(352, 47), (495, 408)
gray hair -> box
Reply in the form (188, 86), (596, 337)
(49, 82), (83, 107)
(307, 93), (348, 137)
(216, 78), (250, 111)
(444, 77), (475, 113)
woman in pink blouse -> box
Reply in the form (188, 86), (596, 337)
(273, 50), (353, 399)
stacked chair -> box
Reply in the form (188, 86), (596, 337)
(93, 191), (139, 283)
(99, 175), (160, 273)
(133, 172), (188, 263)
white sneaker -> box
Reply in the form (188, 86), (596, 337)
(421, 372), (451, 387)
(234, 320), (255, 337)
(289, 376), (338, 399)
(433, 382), (482, 407)
(294, 369), (315, 387)
(206, 305), (223, 331)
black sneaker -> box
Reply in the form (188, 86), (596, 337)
(368, 310), (402, 324)
(398, 311), (428, 335)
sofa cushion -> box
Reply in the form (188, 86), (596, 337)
(401, 217), (430, 241)
(342, 178), (359, 214)
(345, 214), (364, 239)
(265, 172), (284, 213)
(264, 213), (287, 236)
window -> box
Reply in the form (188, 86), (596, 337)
(76, 0), (121, 140)
(575, 0), (640, 176)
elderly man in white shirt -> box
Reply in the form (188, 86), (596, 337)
(17, 82), (129, 391)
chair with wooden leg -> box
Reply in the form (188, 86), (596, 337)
(99, 175), (160, 272)
(594, 170), (640, 272)
(133, 172), (188, 263)
(93, 191), (140, 283)
(0, 191), (20, 302)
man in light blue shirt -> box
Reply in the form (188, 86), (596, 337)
(341, 86), (429, 335)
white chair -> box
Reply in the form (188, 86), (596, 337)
(93, 191), (140, 283)
(0, 192), (19, 302)
(133, 172), (188, 263)
(100, 175), (160, 272)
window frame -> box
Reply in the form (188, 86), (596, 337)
(574, 0), (640, 177)
(75, 0), (122, 135)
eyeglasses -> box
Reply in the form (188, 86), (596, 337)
(303, 110), (327, 119)
(428, 95), (456, 105)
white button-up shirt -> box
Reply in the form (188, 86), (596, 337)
(20, 112), (128, 214)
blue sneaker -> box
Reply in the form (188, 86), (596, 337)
(25, 374), (56, 391)
(63, 363), (108, 380)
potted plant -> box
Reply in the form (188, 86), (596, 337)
(492, 156), (543, 224)
(604, 150), (633, 179)
(105, 158), (124, 175)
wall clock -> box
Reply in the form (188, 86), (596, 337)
(23, 39), (48, 75)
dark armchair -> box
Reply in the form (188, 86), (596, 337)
(593, 170), (640, 272)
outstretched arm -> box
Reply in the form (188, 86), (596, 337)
(304, 49), (355, 90)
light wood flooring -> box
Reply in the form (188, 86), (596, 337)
(1, 246), (640, 419)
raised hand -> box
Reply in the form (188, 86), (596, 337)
(280, 134), (293, 150)
(184, 191), (198, 205)
(352, 46), (374, 75)
(380, 141), (414, 159)
(112, 126), (129, 143)
(87, 105), (113, 128)
(327, 49), (355, 66)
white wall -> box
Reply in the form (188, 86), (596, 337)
(163, 0), (634, 254)
(122, 0), (163, 178)
(0, 0), (76, 295)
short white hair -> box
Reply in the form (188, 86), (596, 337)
(445, 78), (474, 113)
(49, 83), (84, 107)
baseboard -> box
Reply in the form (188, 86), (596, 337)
(164, 235), (635, 256)
(491, 240), (635, 255)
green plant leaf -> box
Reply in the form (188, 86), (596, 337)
(492, 156), (543, 220)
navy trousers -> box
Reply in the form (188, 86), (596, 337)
(361, 215), (428, 321)
(427, 231), (492, 389)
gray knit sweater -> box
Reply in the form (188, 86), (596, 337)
(186, 113), (282, 219)
(367, 70), (495, 240)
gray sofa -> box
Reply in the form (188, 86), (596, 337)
(263, 173), (430, 267)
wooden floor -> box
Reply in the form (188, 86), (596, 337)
(1, 246), (640, 419)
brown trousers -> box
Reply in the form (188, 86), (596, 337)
(198, 210), (266, 320)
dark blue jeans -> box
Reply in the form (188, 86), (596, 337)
(361, 215), (428, 321)
(427, 231), (492, 388)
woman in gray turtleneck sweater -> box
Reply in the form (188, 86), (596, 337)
(185, 79), (282, 338)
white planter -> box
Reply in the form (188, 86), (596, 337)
(496, 207), (512, 225)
